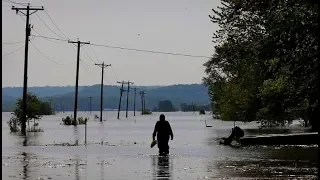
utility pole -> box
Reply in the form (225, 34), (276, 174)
(139, 91), (145, 115)
(88, 97), (93, 114)
(49, 99), (53, 110)
(143, 97), (146, 112)
(125, 81), (134, 118)
(60, 100), (64, 113)
(68, 40), (90, 126)
(95, 63), (111, 122)
(133, 88), (137, 116)
(117, 81), (126, 119)
(12, 4), (44, 135)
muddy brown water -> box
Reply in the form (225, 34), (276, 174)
(2, 112), (318, 180)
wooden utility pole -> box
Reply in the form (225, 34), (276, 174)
(49, 99), (53, 110)
(125, 81), (134, 118)
(95, 63), (111, 122)
(60, 100), (64, 113)
(117, 81), (126, 119)
(12, 4), (44, 134)
(88, 97), (93, 114)
(143, 97), (146, 112)
(68, 40), (90, 126)
(133, 88), (137, 116)
(139, 91), (145, 115)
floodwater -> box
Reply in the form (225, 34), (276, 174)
(2, 111), (318, 180)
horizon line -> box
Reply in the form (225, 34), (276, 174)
(2, 83), (205, 88)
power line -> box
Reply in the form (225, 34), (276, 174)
(110, 66), (119, 81)
(2, 0), (28, 6)
(80, 60), (90, 73)
(2, 41), (24, 44)
(83, 47), (98, 64)
(90, 44), (102, 63)
(90, 43), (212, 58)
(35, 12), (66, 40)
(31, 34), (67, 42)
(2, 44), (25, 57)
(44, 10), (69, 39)
(105, 68), (117, 81)
(19, 14), (64, 44)
(30, 35), (211, 58)
(30, 41), (71, 66)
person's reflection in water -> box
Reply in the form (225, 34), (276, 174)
(152, 155), (172, 180)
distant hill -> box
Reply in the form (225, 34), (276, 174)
(2, 86), (84, 98)
(2, 84), (211, 112)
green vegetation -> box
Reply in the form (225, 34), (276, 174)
(62, 116), (88, 125)
(199, 109), (206, 115)
(7, 92), (53, 132)
(158, 100), (176, 112)
(180, 103), (212, 112)
(203, 0), (318, 131)
(142, 109), (152, 115)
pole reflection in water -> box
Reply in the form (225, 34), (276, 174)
(100, 159), (104, 180)
(152, 155), (173, 180)
(73, 126), (80, 145)
(75, 156), (80, 180)
(21, 152), (29, 180)
(99, 121), (105, 145)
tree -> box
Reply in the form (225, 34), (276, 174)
(204, 0), (318, 130)
(158, 100), (176, 112)
(39, 101), (54, 115)
(7, 92), (53, 132)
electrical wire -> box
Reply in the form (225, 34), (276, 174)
(90, 44), (102, 63)
(2, 0), (28, 6)
(110, 66), (119, 81)
(36, 12), (66, 40)
(31, 34), (67, 42)
(30, 41), (72, 66)
(18, 14), (63, 44)
(2, 44), (25, 57)
(44, 10), (70, 39)
(90, 43), (212, 58)
(83, 48), (98, 64)
(31, 35), (211, 59)
(2, 41), (24, 44)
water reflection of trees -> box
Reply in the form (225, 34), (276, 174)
(152, 155), (172, 180)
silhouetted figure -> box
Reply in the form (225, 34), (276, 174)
(221, 126), (244, 145)
(152, 114), (173, 155)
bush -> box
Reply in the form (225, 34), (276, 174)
(199, 109), (206, 115)
(142, 109), (152, 115)
(62, 116), (88, 125)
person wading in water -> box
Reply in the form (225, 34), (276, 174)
(152, 114), (174, 155)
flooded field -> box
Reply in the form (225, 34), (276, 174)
(2, 112), (318, 180)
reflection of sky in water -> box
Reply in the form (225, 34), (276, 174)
(2, 112), (318, 179)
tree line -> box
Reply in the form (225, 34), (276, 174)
(203, 0), (318, 130)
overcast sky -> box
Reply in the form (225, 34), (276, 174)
(2, 0), (220, 87)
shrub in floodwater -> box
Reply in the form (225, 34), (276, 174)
(7, 92), (47, 133)
(62, 116), (88, 125)
(7, 117), (20, 132)
(142, 109), (152, 115)
(199, 109), (206, 115)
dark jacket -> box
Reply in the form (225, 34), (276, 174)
(153, 120), (173, 140)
